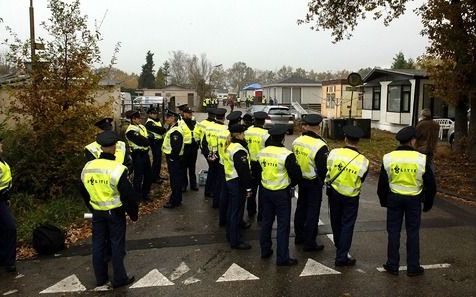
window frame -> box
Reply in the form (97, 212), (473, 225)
(387, 84), (411, 113)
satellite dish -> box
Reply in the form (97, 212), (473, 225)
(347, 72), (362, 87)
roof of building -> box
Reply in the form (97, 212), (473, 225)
(243, 83), (262, 90)
(263, 76), (322, 88)
(363, 68), (428, 83)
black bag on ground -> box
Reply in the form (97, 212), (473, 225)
(32, 224), (65, 255)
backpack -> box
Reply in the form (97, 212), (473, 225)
(32, 224), (65, 255)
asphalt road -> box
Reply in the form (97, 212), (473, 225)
(2, 107), (475, 297)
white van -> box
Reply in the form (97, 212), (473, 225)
(133, 96), (164, 106)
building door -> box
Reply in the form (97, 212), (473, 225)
(188, 93), (194, 107)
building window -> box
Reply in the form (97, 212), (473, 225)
(387, 85), (411, 112)
(373, 88), (381, 110)
(363, 87), (380, 110)
(326, 93), (336, 108)
(155, 93), (161, 96)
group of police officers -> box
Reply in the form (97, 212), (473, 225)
(0, 103), (437, 287)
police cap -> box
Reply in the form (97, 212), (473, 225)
(164, 109), (179, 118)
(147, 107), (158, 114)
(183, 106), (194, 113)
(254, 111), (268, 120)
(269, 124), (288, 137)
(96, 130), (119, 147)
(214, 108), (227, 118)
(396, 126), (417, 143)
(226, 111), (242, 122)
(177, 104), (188, 111)
(94, 117), (113, 130)
(125, 110), (140, 119)
(229, 124), (246, 134)
(343, 125), (364, 140)
(242, 113), (253, 122)
(206, 107), (216, 115)
(302, 114), (323, 126)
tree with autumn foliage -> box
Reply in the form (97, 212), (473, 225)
(3, 0), (116, 199)
(299, 0), (476, 160)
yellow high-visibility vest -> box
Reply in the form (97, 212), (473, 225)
(178, 119), (192, 144)
(194, 119), (214, 143)
(206, 122), (226, 153)
(146, 118), (164, 140)
(85, 141), (127, 164)
(162, 124), (184, 155)
(292, 135), (327, 180)
(0, 160), (12, 192)
(125, 124), (149, 151)
(217, 128), (230, 165)
(325, 148), (369, 197)
(258, 146), (292, 191)
(224, 142), (250, 181)
(81, 159), (126, 211)
(244, 126), (270, 161)
(383, 150), (426, 196)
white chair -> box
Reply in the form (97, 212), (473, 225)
(433, 118), (454, 140)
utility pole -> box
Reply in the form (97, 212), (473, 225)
(29, 0), (36, 67)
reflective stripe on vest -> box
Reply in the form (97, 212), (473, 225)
(194, 119), (214, 143)
(80, 159), (126, 210)
(84, 141), (126, 165)
(217, 129), (230, 165)
(383, 150), (426, 196)
(206, 123), (226, 153)
(257, 146), (292, 190)
(179, 119), (192, 144)
(162, 125), (184, 155)
(224, 142), (249, 181)
(292, 135), (327, 180)
(325, 148), (369, 197)
(125, 124), (149, 151)
(146, 118), (164, 140)
(245, 126), (269, 161)
(0, 160), (12, 192)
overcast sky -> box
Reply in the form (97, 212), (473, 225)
(1, 0), (428, 74)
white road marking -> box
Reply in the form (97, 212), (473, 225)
(294, 190), (299, 198)
(14, 274), (24, 279)
(326, 234), (334, 244)
(129, 269), (174, 288)
(318, 219), (324, 226)
(300, 258), (341, 277)
(170, 262), (190, 281)
(3, 290), (18, 296)
(377, 263), (451, 272)
(39, 274), (86, 294)
(183, 277), (201, 285)
(355, 268), (366, 274)
(216, 263), (259, 282)
(92, 285), (111, 291)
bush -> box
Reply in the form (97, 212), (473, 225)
(10, 192), (86, 244)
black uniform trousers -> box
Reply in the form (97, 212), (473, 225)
(204, 158), (215, 197)
(247, 161), (260, 219)
(216, 163), (228, 226)
(294, 178), (323, 248)
(0, 199), (16, 267)
(166, 155), (183, 206)
(150, 139), (163, 182)
(131, 150), (152, 200)
(182, 143), (198, 190)
(226, 179), (246, 247)
(386, 193), (422, 272)
(328, 190), (359, 263)
(92, 208), (128, 287)
(260, 188), (292, 264)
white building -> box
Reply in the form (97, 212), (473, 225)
(262, 77), (322, 106)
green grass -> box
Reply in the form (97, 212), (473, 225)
(10, 193), (86, 244)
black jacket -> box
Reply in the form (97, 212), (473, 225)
(229, 138), (253, 190)
(125, 124), (150, 148)
(145, 119), (167, 137)
(377, 145), (437, 211)
(80, 153), (139, 220)
(166, 122), (184, 160)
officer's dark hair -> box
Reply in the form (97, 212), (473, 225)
(271, 134), (285, 143)
(254, 119), (265, 126)
(345, 136), (359, 146)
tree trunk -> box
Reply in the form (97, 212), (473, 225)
(453, 97), (468, 153)
(467, 94), (476, 161)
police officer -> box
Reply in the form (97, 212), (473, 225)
(325, 125), (369, 266)
(377, 126), (436, 276)
(145, 108), (166, 183)
(244, 111), (270, 221)
(125, 110), (152, 202)
(0, 136), (16, 273)
(201, 108), (227, 210)
(195, 108), (216, 198)
(242, 113), (253, 129)
(224, 124), (253, 250)
(292, 114), (328, 251)
(217, 111), (243, 226)
(84, 118), (131, 170)
(180, 106), (199, 191)
(162, 110), (185, 209)
(258, 124), (302, 266)
(80, 131), (138, 288)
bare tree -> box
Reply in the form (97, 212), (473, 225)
(168, 50), (190, 86)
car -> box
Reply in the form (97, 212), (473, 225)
(246, 105), (294, 134)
